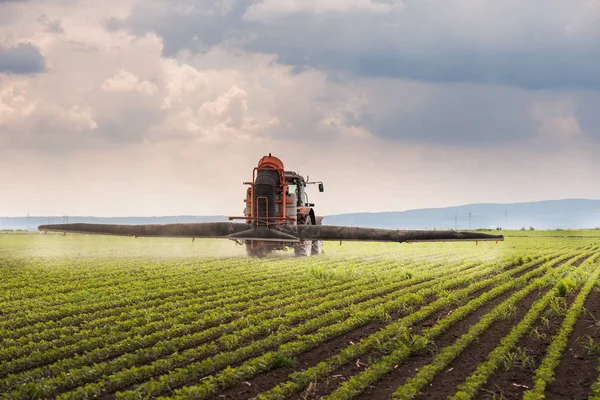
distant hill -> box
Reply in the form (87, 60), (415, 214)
(322, 199), (600, 230)
(3, 199), (600, 231)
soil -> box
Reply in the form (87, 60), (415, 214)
(475, 300), (569, 399)
(544, 286), (600, 399)
(415, 254), (592, 400)
(477, 253), (594, 399)
(409, 288), (543, 399)
(214, 258), (539, 400)
(103, 255), (590, 400)
(213, 263), (490, 400)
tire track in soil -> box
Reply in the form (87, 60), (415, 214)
(544, 286), (600, 400)
(475, 254), (594, 400)
(217, 260), (545, 400)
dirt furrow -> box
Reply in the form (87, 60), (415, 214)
(474, 300), (570, 399)
(412, 287), (545, 400)
(214, 260), (548, 400)
(348, 286), (542, 400)
(543, 286), (600, 399)
(205, 264), (506, 400)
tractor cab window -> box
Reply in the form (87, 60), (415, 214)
(287, 184), (297, 196)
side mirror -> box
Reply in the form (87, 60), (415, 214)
(318, 183), (324, 192)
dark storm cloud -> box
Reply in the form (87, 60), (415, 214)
(257, 45), (600, 90)
(0, 42), (45, 74)
(112, 0), (600, 90)
(343, 84), (538, 146)
(107, 0), (255, 56)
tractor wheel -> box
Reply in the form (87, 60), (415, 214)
(246, 243), (271, 258)
(311, 216), (323, 255)
(294, 216), (312, 257)
(311, 240), (323, 255)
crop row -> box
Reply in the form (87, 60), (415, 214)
(111, 249), (588, 399)
(252, 248), (594, 400)
(5, 252), (536, 398)
(1, 234), (597, 400)
(1, 256), (491, 395)
(0, 254), (486, 369)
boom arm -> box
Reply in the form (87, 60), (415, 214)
(38, 222), (504, 243)
(37, 222), (252, 238)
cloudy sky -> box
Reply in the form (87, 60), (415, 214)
(1, 0), (600, 217)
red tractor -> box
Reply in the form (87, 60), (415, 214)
(39, 154), (504, 257)
(228, 153), (325, 257)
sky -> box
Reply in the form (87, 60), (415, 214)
(1, 0), (600, 217)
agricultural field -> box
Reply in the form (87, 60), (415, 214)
(1, 231), (600, 399)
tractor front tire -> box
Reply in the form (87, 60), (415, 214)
(311, 240), (323, 255)
(294, 216), (313, 257)
(246, 243), (271, 258)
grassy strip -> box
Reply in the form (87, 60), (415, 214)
(452, 254), (600, 399)
(522, 263), (600, 399)
(389, 253), (592, 399)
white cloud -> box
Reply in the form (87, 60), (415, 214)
(0, 80), (37, 124)
(62, 104), (98, 131)
(102, 69), (158, 95)
(160, 59), (210, 109)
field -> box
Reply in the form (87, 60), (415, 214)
(2, 232), (600, 399)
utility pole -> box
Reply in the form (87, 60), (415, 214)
(455, 214), (457, 230)
(469, 212), (472, 230)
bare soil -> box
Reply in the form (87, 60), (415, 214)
(215, 264), (490, 399)
(544, 286), (600, 399)
(215, 259), (549, 400)
(476, 253), (593, 399)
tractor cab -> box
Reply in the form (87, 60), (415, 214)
(285, 171), (324, 208)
